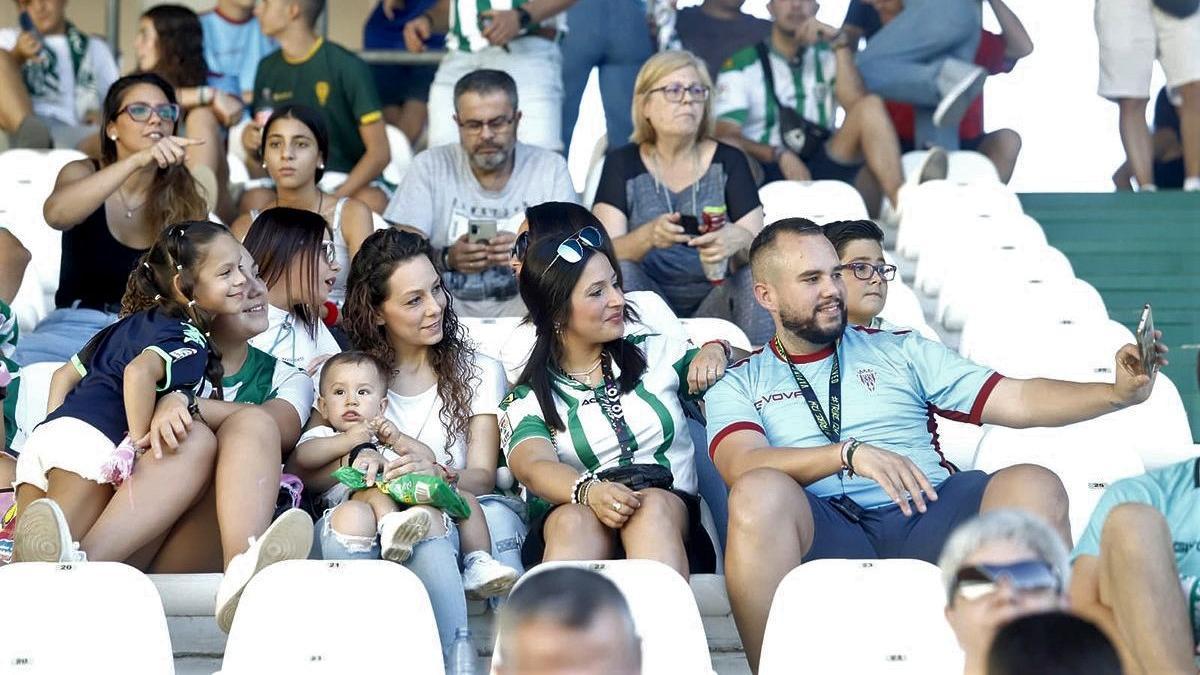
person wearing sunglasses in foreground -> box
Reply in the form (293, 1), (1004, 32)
(822, 219), (900, 330)
(499, 222), (722, 578)
(15, 73), (209, 366)
(938, 509), (1070, 675)
(706, 218), (1167, 671)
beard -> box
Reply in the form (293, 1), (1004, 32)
(468, 144), (511, 171)
(780, 300), (847, 346)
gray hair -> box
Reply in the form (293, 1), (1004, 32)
(938, 509), (1070, 601)
(453, 69), (519, 112)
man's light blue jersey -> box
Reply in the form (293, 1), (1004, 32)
(199, 9), (277, 97)
(706, 326), (1002, 509)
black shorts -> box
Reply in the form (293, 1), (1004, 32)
(370, 63), (436, 105)
(803, 470), (992, 564)
(522, 488), (718, 574)
(763, 142), (864, 186)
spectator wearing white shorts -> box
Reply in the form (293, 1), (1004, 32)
(403, 0), (575, 152)
(1096, 0), (1200, 191)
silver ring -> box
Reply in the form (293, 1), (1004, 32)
(611, 501), (621, 512)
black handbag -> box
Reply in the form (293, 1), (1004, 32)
(1154, 0), (1199, 18)
(755, 42), (831, 161)
(597, 464), (674, 492)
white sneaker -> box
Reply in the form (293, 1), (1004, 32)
(12, 498), (86, 563)
(914, 146), (948, 184)
(462, 551), (519, 600)
(379, 509), (432, 563)
(933, 59), (986, 128)
(215, 508), (313, 633)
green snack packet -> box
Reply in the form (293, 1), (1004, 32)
(331, 467), (472, 520)
(332, 466), (370, 490)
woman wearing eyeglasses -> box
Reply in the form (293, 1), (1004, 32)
(16, 73), (209, 365)
(822, 219), (900, 329)
(500, 225), (720, 578)
(244, 207), (342, 373)
(592, 50), (771, 346)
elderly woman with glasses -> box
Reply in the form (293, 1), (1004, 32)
(498, 220), (723, 578)
(591, 50), (771, 345)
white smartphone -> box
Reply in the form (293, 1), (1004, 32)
(1135, 304), (1159, 380)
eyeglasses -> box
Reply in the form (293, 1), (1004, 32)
(842, 262), (897, 281)
(545, 226), (603, 274)
(511, 230), (530, 261)
(950, 560), (1060, 603)
(320, 240), (337, 266)
(120, 102), (182, 123)
(456, 114), (516, 135)
(647, 83), (710, 103)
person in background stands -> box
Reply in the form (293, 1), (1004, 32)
(676, 0), (772, 83)
(200, 0), (278, 105)
(364, 0), (445, 145)
(1114, 87), (1188, 191)
(404, 0), (578, 152)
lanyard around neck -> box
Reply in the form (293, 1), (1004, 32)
(774, 335), (841, 444)
(592, 356), (638, 465)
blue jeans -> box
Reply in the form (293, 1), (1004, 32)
(855, 0), (982, 149)
(12, 307), (118, 366)
(688, 418), (728, 550)
(312, 495), (527, 659)
(560, 0), (654, 151)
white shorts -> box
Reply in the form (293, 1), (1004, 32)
(1096, 0), (1200, 98)
(14, 417), (118, 492)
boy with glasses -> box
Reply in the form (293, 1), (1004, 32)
(822, 219), (898, 330)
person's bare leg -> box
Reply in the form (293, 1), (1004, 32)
(183, 107), (237, 220)
(329, 499), (379, 540)
(827, 94), (904, 206)
(0, 454), (15, 490)
(0, 228), (30, 304)
(454, 490), (492, 554)
(619, 487), (690, 577)
(979, 463), (1071, 544)
(0, 51), (33, 133)
(213, 407), (282, 567)
(144, 483), (224, 573)
(974, 128), (1022, 184)
(854, 166), (884, 218)
(355, 486), (399, 526)
(38, 469), (113, 539)
(1118, 97), (1155, 188)
(82, 425), (217, 561)
(725, 468), (815, 672)
(1113, 161), (1135, 191)
(14, 483), (46, 514)
(541, 503), (619, 561)
(396, 100), (428, 147)
(1070, 503), (1194, 675)
(352, 185), (390, 215)
(1177, 81), (1200, 183)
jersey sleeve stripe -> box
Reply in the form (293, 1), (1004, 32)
(360, 110), (383, 126)
(930, 371), (1004, 426)
(709, 421), (766, 460)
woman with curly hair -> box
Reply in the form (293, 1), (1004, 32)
(301, 228), (527, 658)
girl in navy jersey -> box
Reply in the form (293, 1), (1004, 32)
(10, 221), (249, 565)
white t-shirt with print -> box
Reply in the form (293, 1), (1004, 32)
(0, 28), (119, 126)
(249, 304), (342, 374)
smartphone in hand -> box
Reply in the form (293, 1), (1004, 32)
(1135, 304), (1159, 380)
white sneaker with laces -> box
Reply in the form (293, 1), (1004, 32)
(12, 498), (86, 563)
(214, 508), (313, 633)
(933, 59), (986, 128)
(379, 508), (432, 563)
(462, 551), (519, 600)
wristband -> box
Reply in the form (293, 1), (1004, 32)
(0, 386), (6, 401)
(702, 339), (733, 363)
(348, 442), (376, 467)
(516, 6), (533, 28)
(844, 438), (863, 478)
(571, 473), (593, 504)
(437, 462), (460, 486)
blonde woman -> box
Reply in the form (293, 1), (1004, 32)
(591, 50), (770, 345)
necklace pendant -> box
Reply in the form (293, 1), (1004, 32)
(126, 210), (133, 219)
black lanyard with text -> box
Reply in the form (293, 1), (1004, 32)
(774, 336), (841, 444)
(594, 357), (638, 464)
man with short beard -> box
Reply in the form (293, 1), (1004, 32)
(383, 69), (577, 317)
(703, 217), (1166, 672)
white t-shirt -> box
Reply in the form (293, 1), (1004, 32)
(0, 28), (119, 126)
(249, 304), (341, 373)
(385, 352), (507, 470)
(496, 291), (687, 383)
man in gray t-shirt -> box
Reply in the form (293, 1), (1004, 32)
(383, 69), (577, 318)
(676, 0), (772, 82)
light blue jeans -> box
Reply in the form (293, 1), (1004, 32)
(312, 495), (527, 659)
(560, 0), (653, 151)
(855, 0), (982, 150)
(687, 417), (728, 550)
(12, 307), (118, 366)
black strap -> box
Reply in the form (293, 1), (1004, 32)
(755, 42), (805, 123)
(774, 336), (841, 444)
(593, 356), (638, 465)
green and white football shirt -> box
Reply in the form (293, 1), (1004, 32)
(447, 0), (568, 52)
(196, 346), (315, 424)
(715, 41), (837, 146)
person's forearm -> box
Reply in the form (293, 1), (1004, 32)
(334, 146), (389, 200)
(716, 443), (843, 487)
(285, 456), (342, 492)
(833, 47), (866, 109)
(990, 378), (1125, 429)
(43, 157), (140, 229)
(423, 0), (451, 32)
(457, 467), (495, 496)
(517, 458), (584, 505)
(123, 372), (159, 442)
(988, 0), (1033, 60)
(176, 86), (203, 111)
(293, 431), (366, 470)
(47, 363), (82, 413)
(612, 225), (655, 262)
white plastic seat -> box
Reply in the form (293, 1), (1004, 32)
(900, 150), (1001, 185)
(941, 248), (1080, 332)
(934, 417), (986, 470)
(876, 281), (941, 342)
(915, 213), (1047, 296)
(759, 559), (962, 674)
(493, 559), (714, 675)
(759, 179), (869, 223)
(679, 317), (753, 351)
(219, 560), (443, 674)
(961, 315), (1116, 378)
(582, 133), (608, 208)
(896, 180), (1022, 260)
(0, 561), (175, 673)
(973, 424), (1146, 542)
(382, 123), (414, 186)
(9, 361), (62, 452)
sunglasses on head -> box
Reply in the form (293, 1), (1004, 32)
(950, 560), (1060, 603)
(320, 240), (337, 266)
(511, 230), (530, 261)
(545, 226), (603, 274)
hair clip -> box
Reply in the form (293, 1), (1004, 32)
(142, 262), (151, 270)
(154, 294), (163, 302)
(176, 264), (183, 271)
(187, 299), (198, 308)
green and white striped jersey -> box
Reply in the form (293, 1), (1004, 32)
(447, 0), (568, 52)
(499, 332), (700, 495)
(195, 346), (315, 424)
(715, 41), (837, 146)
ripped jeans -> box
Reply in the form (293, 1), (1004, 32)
(311, 494), (527, 658)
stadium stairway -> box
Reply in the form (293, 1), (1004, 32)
(1021, 192), (1200, 442)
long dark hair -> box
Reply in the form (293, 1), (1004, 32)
(120, 220), (230, 398)
(243, 207), (328, 336)
(516, 206), (645, 431)
(141, 5), (208, 88)
(262, 104), (330, 183)
(101, 73), (208, 234)
(342, 229), (477, 456)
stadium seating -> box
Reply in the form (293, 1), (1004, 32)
(581, 133), (608, 208)
(494, 559), (715, 675)
(943, 257), (1088, 334)
(382, 124), (414, 186)
(896, 180), (1022, 260)
(8, 360), (59, 451)
(914, 213), (1049, 296)
(218, 559), (444, 674)
(900, 150), (1000, 185)
(758, 559), (962, 674)
(878, 280), (941, 341)
(759, 179), (869, 223)
(1, 561), (175, 673)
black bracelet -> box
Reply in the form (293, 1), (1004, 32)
(348, 442), (376, 467)
(845, 439), (863, 478)
(0, 386), (6, 402)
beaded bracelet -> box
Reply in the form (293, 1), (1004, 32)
(571, 473), (593, 504)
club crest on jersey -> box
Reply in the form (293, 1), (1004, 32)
(857, 368), (877, 393)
